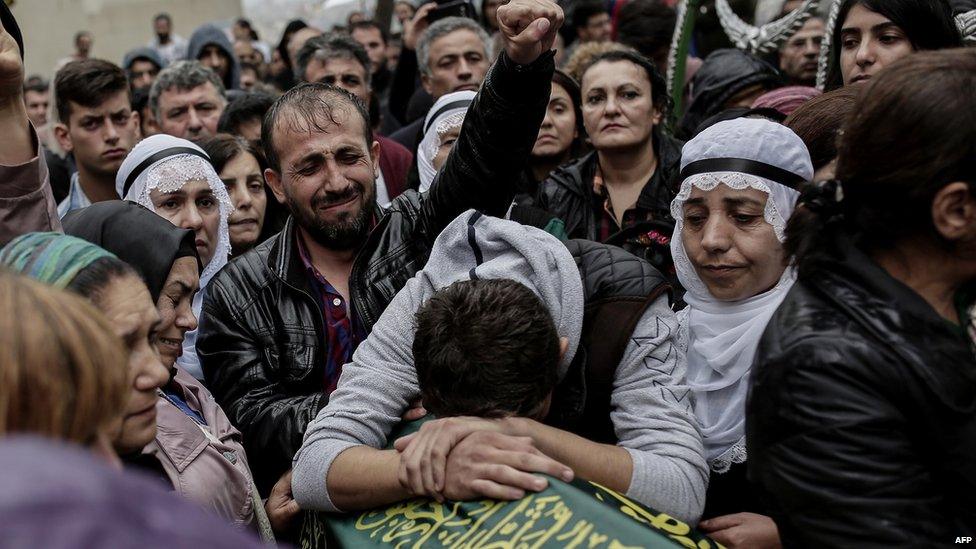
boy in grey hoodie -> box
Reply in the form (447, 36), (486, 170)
(292, 211), (708, 523)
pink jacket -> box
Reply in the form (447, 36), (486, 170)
(0, 128), (61, 245)
(144, 368), (258, 527)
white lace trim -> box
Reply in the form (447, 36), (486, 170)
(709, 436), (747, 474)
(133, 155), (234, 287)
(671, 172), (795, 298)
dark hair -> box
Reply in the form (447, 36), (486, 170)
(349, 20), (389, 45)
(296, 33), (371, 85)
(23, 80), (48, 94)
(550, 69), (587, 157)
(218, 91), (275, 136)
(154, 13), (171, 24)
(199, 133), (287, 241)
(572, 0), (607, 31)
(787, 49), (976, 276)
(262, 83), (372, 173)
(784, 86), (859, 172)
(277, 19), (310, 70)
(66, 256), (140, 306)
(580, 49), (671, 121)
(413, 279), (560, 419)
(74, 31), (91, 45)
(55, 59), (129, 123)
(616, 0), (677, 69)
(825, 0), (962, 89)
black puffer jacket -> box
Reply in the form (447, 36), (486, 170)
(197, 52), (554, 493)
(678, 49), (782, 139)
(747, 234), (976, 547)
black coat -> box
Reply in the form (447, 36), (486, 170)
(747, 234), (976, 547)
(678, 49), (782, 139)
(196, 52), (555, 493)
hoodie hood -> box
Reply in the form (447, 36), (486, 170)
(413, 210), (584, 379)
(679, 49), (783, 139)
(187, 24), (240, 90)
(122, 47), (165, 71)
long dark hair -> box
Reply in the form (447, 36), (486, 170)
(787, 49), (976, 277)
(825, 0), (962, 89)
(550, 70), (587, 160)
(198, 134), (287, 244)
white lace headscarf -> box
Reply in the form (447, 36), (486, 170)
(417, 90), (476, 193)
(116, 134), (234, 381)
(671, 118), (812, 473)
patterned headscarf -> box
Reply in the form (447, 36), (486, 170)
(0, 232), (117, 288)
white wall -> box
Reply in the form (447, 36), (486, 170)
(12, 0), (243, 80)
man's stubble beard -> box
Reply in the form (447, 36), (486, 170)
(287, 180), (376, 251)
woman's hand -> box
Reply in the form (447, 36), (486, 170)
(699, 512), (781, 549)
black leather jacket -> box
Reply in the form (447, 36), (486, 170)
(747, 234), (976, 547)
(197, 52), (555, 493)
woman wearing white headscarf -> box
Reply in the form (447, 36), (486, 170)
(417, 90), (476, 193)
(670, 118), (812, 548)
(116, 134), (234, 381)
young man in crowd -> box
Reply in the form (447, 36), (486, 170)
(388, 16), (493, 152)
(292, 212), (706, 523)
(23, 79), (48, 129)
(0, 4), (61, 243)
(562, 0), (611, 61)
(296, 34), (413, 204)
(188, 24), (241, 91)
(148, 60), (226, 140)
(349, 21), (393, 100)
(53, 60), (140, 217)
(122, 47), (164, 92)
(196, 0), (564, 494)
(778, 15), (824, 87)
(149, 12), (187, 66)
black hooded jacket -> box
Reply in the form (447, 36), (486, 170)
(678, 49), (782, 139)
(187, 24), (240, 90)
(747, 233), (976, 546)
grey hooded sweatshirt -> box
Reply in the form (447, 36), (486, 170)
(292, 211), (707, 523)
(187, 24), (240, 90)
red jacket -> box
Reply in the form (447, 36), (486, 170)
(377, 136), (412, 201)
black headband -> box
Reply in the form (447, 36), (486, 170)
(679, 157), (807, 189)
(423, 99), (473, 135)
(121, 147), (211, 198)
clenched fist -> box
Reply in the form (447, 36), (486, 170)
(496, 0), (563, 66)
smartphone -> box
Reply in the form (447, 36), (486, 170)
(427, 0), (475, 23)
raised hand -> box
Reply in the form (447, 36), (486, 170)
(403, 2), (437, 51)
(496, 0), (564, 66)
(0, 16), (23, 102)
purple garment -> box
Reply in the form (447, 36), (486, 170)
(0, 436), (268, 549)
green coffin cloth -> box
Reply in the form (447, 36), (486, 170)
(299, 420), (721, 548)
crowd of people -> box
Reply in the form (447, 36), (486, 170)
(0, 0), (975, 545)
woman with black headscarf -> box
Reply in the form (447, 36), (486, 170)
(63, 201), (297, 539)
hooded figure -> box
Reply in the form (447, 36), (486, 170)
(417, 90), (476, 192)
(187, 24), (240, 90)
(670, 118), (812, 518)
(123, 47), (166, 73)
(678, 49), (783, 139)
(294, 210), (707, 523)
(115, 135), (233, 381)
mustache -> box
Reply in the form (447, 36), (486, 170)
(311, 183), (364, 208)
